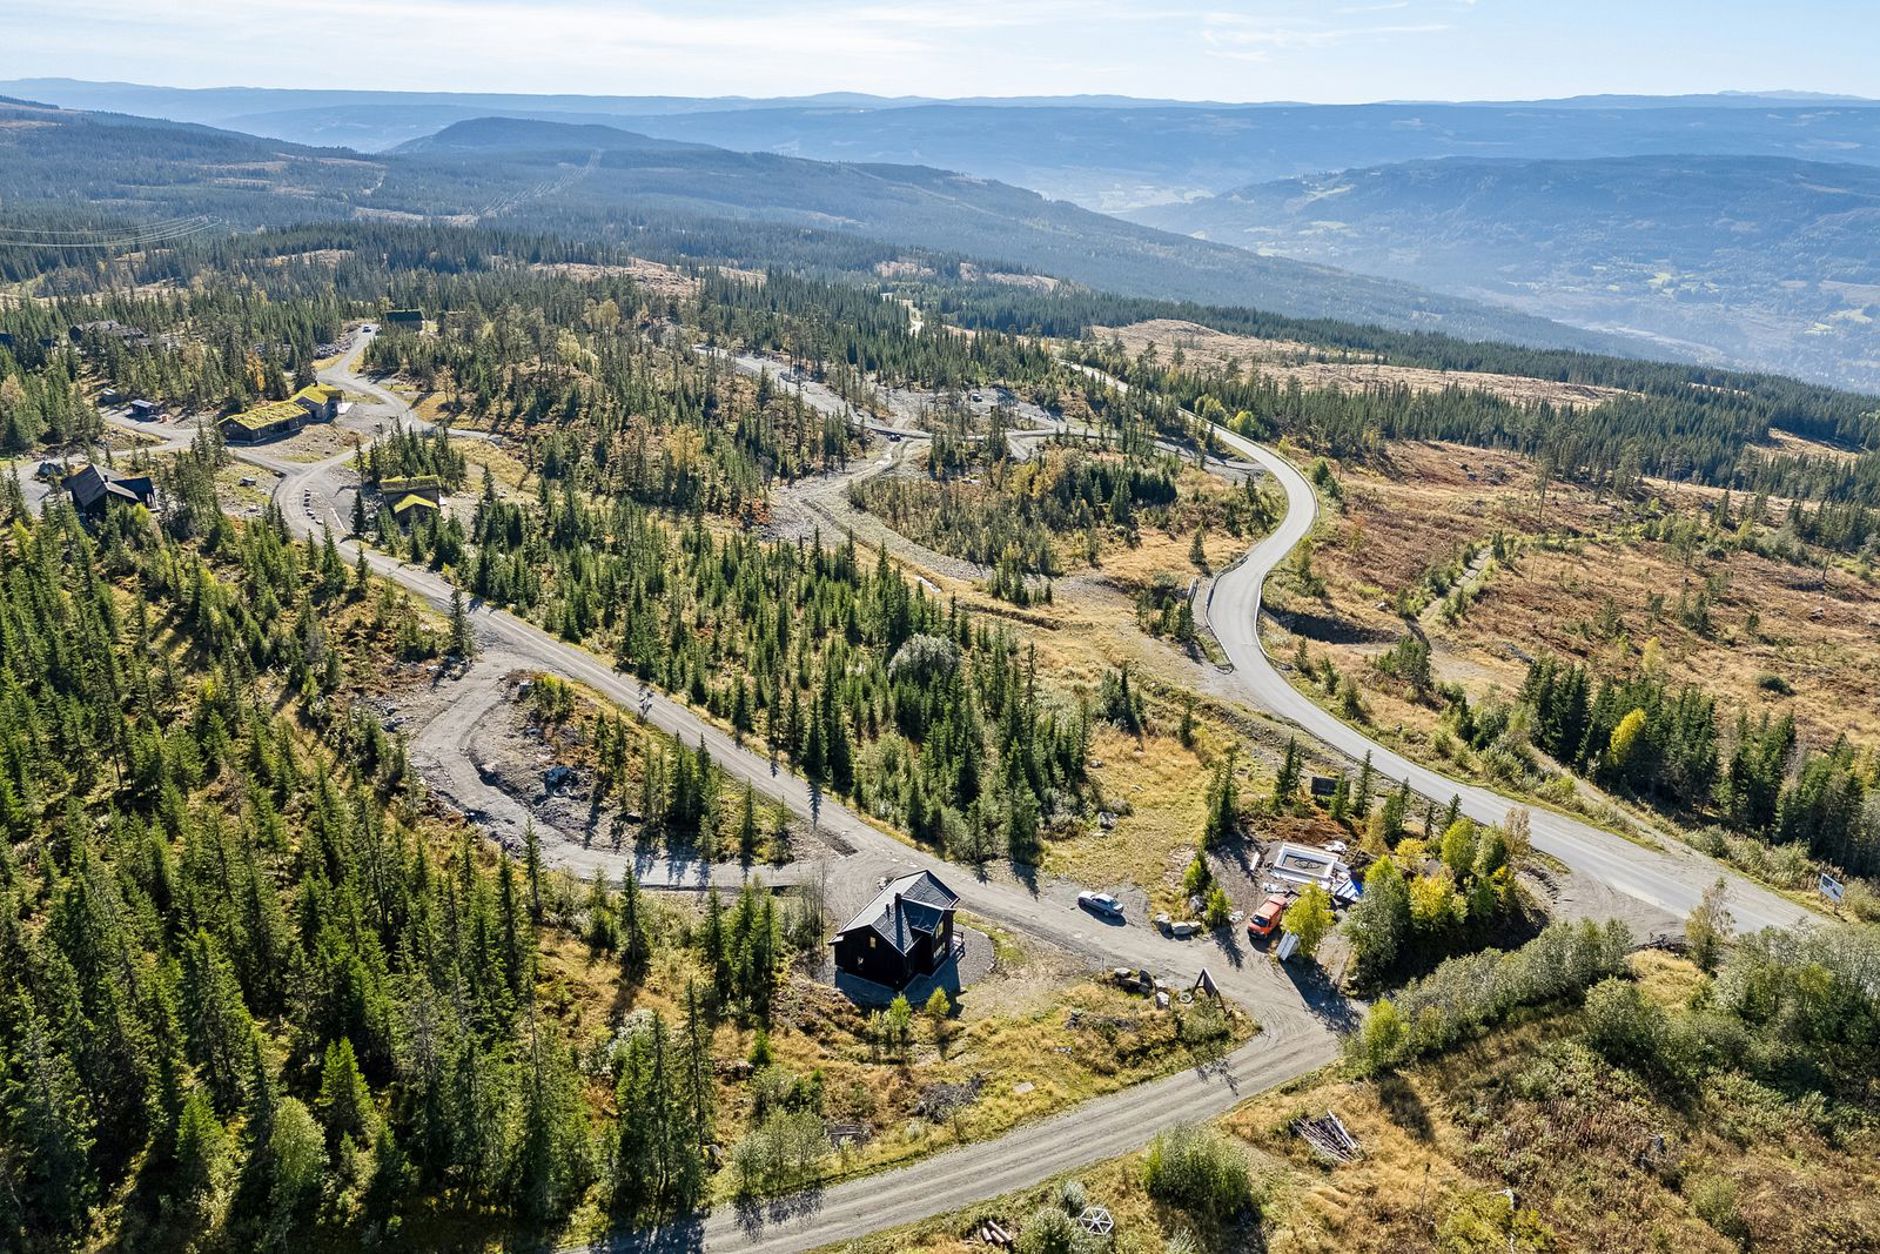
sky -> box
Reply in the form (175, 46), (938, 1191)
(3, 0), (1877, 103)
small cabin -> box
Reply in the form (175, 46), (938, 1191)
(221, 399), (308, 444)
(831, 870), (960, 990)
(64, 464), (155, 521)
(292, 383), (343, 422)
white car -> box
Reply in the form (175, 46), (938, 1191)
(1077, 891), (1124, 920)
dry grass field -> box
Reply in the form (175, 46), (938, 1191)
(1093, 320), (1632, 409)
(833, 951), (1880, 1254)
(526, 256), (703, 299)
(1264, 439), (1880, 760)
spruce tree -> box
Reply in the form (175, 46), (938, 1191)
(448, 588), (475, 660)
(1204, 746), (1240, 846)
(619, 867), (649, 979)
(1272, 736), (1301, 809)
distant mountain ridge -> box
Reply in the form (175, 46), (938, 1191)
(8, 80), (1880, 211)
(391, 116), (712, 156)
(0, 100), (1642, 357)
(1132, 153), (1880, 389)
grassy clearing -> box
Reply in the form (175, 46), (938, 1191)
(1092, 320), (1632, 411)
(268, 420), (367, 463)
(213, 460), (276, 512)
(535, 893), (1252, 1216)
(1273, 437), (1880, 758)
(831, 951), (1880, 1254)
(1047, 724), (1218, 895)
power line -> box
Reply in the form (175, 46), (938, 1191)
(0, 215), (223, 249)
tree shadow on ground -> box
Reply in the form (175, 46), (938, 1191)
(1284, 958), (1363, 1035)
(730, 1183), (825, 1240)
(1211, 925), (1247, 971)
(1374, 1070), (1434, 1141)
(588, 1212), (707, 1252)
(1009, 858), (1040, 896)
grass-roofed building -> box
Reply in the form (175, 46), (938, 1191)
(293, 383), (342, 421)
(377, 475), (444, 528)
(220, 399), (309, 444)
(220, 384), (343, 443)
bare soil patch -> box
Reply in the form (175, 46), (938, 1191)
(527, 256), (702, 298)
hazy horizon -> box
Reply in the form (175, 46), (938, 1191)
(5, 1), (1878, 105)
(4, 75), (1875, 112)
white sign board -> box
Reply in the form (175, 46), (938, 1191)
(1819, 872), (1845, 904)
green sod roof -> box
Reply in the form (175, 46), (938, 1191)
(379, 475), (442, 494)
(224, 400), (305, 430)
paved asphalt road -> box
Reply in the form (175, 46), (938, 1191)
(1202, 428), (1814, 935)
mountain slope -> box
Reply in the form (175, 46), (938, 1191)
(597, 101), (1880, 210)
(1134, 154), (1880, 389)
(392, 115), (712, 156)
(383, 117), (1668, 351)
(0, 100), (1639, 355)
(12, 80), (1880, 211)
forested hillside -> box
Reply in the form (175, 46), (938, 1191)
(356, 268), (1097, 857)
(1133, 154), (1880, 389)
(0, 96), (1644, 354)
(0, 406), (895, 1250)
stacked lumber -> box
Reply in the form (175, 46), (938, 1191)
(973, 1217), (1014, 1247)
(1293, 1110), (1362, 1163)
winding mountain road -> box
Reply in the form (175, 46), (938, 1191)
(218, 333), (1351, 1252)
(1057, 357), (1815, 935)
(128, 332), (1814, 1252)
(1200, 426), (1813, 935)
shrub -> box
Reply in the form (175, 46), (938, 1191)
(1348, 919), (1632, 1072)
(527, 672), (575, 722)
(729, 1110), (828, 1199)
(1016, 1205), (1082, 1254)
(1580, 978), (1667, 1072)
(1689, 1174), (1751, 1247)
(1178, 998), (1231, 1058)
(1354, 998), (1409, 1072)
(1437, 1189), (1554, 1253)
(1204, 885), (1232, 928)
(1183, 851), (1212, 899)
(1141, 1124), (1253, 1222)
